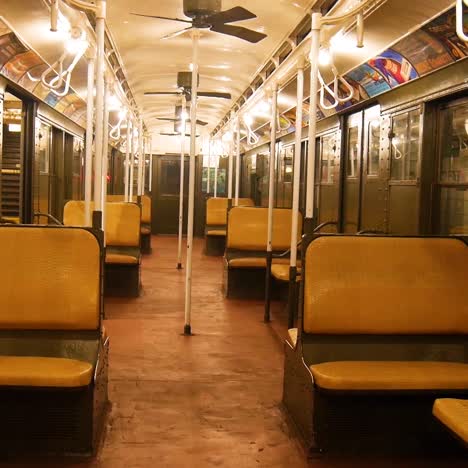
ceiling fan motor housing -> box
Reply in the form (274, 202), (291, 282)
(183, 0), (222, 18)
(177, 71), (200, 89)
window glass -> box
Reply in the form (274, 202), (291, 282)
(440, 187), (468, 235)
(346, 126), (359, 178)
(439, 101), (468, 184)
(321, 134), (336, 183)
(391, 110), (420, 181)
(367, 120), (380, 176)
(38, 122), (51, 174)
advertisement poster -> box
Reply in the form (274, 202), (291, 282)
(367, 50), (419, 88)
(0, 32), (27, 69)
(422, 9), (468, 61)
(2, 50), (43, 82)
(346, 63), (391, 97)
(392, 29), (453, 75)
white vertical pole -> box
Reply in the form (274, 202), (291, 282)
(305, 12), (322, 226)
(214, 150), (218, 198)
(129, 119), (135, 200)
(184, 30), (199, 335)
(227, 112), (234, 200)
(149, 134), (153, 193)
(124, 117), (131, 202)
(138, 119), (144, 196)
(101, 79), (109, 238)
(266, 84), (278, 254)
(177, 95), (187, 270)
(234, 117), (241, 206)
(142, 136), (147, 194)
(93, 0), (106, 229)
(290, 57), (305, 269)
(207, 138), (211, 195)
(84, 55), (95, 226)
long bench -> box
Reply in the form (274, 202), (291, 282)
(205, 197), (255, 256)
(0, 225), (109, 456)
(107, 195), (152, 254)
(223, 206), (302, 299)
(283, 235), (468, 455)
(64, 201), (142, 297)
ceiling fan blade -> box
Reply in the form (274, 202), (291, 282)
(145, 91), (182, 96)
(210, 24), (267, 43)
(131, 13), (192, 24)
(161, 27), (194, 40)
(198, 91), (232, 100)
(207, 7), (257, 25)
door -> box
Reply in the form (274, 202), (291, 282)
(152, 154), (189, 234)
(360, 105), (387, 232)
(434, 97), (467, 235)
(342, 111), (362, 233)
(387, 107), (422, 234)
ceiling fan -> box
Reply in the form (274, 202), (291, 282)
(132, 0), (267, 43)
(156, 105), (208, 127)
(145, 71), (231, 100)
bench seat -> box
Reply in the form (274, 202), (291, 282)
(105, 252), (139, 265)
(0, 356), (92, 388)
(228, 257), (291, 268)
(310, 361), (468, 392)
(207, 229), (227, 237)
(271, 264), (302, 282)
(287, 328), (298, 347)
(433, 399), (468, 444)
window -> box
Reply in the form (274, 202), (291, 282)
(390, 109), (420, 181)
(440, 187), (467, 235)
(439, 102), (468, 184)
(346, 126), (359, 178)
(37, 121), (51, 174)
(367, 120), (380, 176)
(320, 134), (337, 183)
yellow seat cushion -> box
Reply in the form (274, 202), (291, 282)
(106, 253), (139, 264)
(207, 229), (227, 237)
(271, 264), (302, 282)
(141, 227), (151, 235)
(310, 361), (468, 391)
(228, 257), (290, 269)
(0, 356), (93, 387)
(287, 328), (298, 347)
(433, 399), (468, 444)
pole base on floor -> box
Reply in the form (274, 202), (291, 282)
(183, 324), (192, 336)
(177, 263), (183, 270)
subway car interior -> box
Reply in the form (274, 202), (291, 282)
(0, 0), (467, 466)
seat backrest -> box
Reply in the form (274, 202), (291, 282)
(0, 226), (101, 330)
(206, 198), (254, 226)
(303, 236), (468, 335)
(106, 195), (151, 223)
(105, 202), (141, 247)
(227, 207), (302, 251)
(63, 200), (92, 226)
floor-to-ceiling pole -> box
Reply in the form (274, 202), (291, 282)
(129, 118), (135, 200)
(184, 30), (200, 335)
(137, 119), (144, 197)
(124, 117), (131, 202)
(84, 55), (95, 226)
(149, 134), (153, 194)
(101, 78), (109, 239)
(288, 57), (305, 329)
(227, 112), (234, 205)
(207, 138), (211, 195)
(264, 84), (278, 323)
(234, 116), (241, 206)
(305, 12), (322, 233)
(177, 94), (187, 270)
(92, 0), (106, 230)
(214, 150), (218, 198)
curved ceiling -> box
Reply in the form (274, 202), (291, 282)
(106, 0), (316, 152)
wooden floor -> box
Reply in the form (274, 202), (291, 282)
(2, 236), (465, 467)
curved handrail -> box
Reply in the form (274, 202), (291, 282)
(357, 229), (387, 235)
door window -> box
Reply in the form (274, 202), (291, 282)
(346, 126), (359, 178)
(367, 120), (380, 176)
(320, 134), (337, 184)
(390, 109), (420, 181)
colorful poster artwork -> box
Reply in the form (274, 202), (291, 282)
(336, 76), (369, 112)
(346, 63), (391, 98)
(422, 9), (468, 61)
(392, 29), (453, 75)
(2, 50), (43, 82)
(0, 32), (28, 68)
(367, 49), (419, 88)
(62, 94), (86, 118)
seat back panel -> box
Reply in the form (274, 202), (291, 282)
(0, 227), (101, 330)
(304, 236), (468, 335)
(206, 198), (254, 226)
